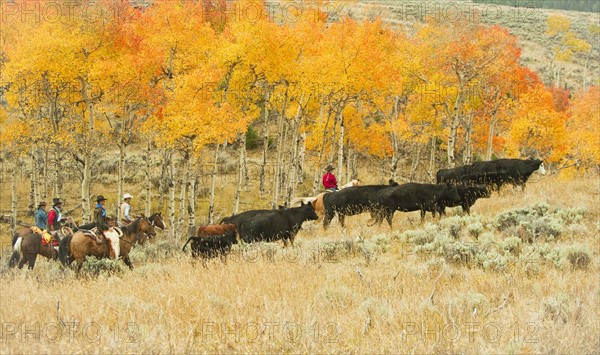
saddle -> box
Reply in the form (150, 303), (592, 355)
(31, 226), (58, 246)
(80, 228), (105, 245)
(82, 229), (118, 258)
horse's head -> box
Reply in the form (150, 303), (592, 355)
(149, 212), (166, 231)
(138, 216), (157, 238)
(106, 216), (116, 228)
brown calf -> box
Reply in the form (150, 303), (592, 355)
(196, 223), (237, 237)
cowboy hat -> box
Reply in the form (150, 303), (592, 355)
(52, 198), (62, 206)
(96, 195), (107, 202)
(38, 201), (47, 207)
(123, 193), (133, 200)
(325, 164), (334, 171)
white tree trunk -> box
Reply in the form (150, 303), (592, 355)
(259, 90), (270, 197)
(117, 111), (127, 221)
(389, 96), (401, 181)
(145, 137), (152, 216)
(463, 110), (474, 165)
(29, 148), (38, 213)
(429, 136), (436, 182)
(345, 148), (351, 182)
(208, 143), (220, 224)
(168, 154), (176, 239)
(297, 132), (306, 183)
(81, 154), (92, 223)
(80, 77), (94, 223)
(446, 93), (463, 168)
(53, 148), (62, 198)
(234, 133), (247, 214)
(337, 122), (344, 179)
(187, 174), (197, 236)
(271, 107), (287, 209)
(313, 99), (330, 195)
(42, 144), (49, 201)
(11, 162), (17, 235)
(486, 117), (497, 161)
(177, 152), (188, 234)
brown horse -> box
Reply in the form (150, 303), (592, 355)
(8, 232), (60, 269)
(134, 212), (165, 245)
(148, 212), (166, 230)
(59, 216), (156, 271)
(311, 192), (328, 221)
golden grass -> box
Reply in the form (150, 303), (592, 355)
(1, 175), (599, 353)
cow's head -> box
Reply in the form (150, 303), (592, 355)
(300, 201), (319, 221)
(537, 161), (546, 175)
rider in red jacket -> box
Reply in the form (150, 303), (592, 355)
(322, 165), (338, 192)
(47, 198), (63, 232)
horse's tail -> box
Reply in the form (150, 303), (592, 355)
(59, 235), (72, 267)
(182, 236), (196, 252)
(7, 236), (22, 268)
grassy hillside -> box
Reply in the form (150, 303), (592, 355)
(313, 0), (600, 89)
(1, 175), (598, 353)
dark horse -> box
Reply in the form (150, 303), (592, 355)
(8, 231), (61, 269)
(137, 212), (166, 245)
(59, 216), (156, 271)
(148, 212), (166, 230)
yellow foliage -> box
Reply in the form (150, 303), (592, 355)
(506, 84), (568, 162)
(546, 15), (571, 36)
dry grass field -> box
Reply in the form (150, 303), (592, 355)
(0, 174), (598, 353)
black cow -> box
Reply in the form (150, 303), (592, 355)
(436, 158), (545, 191)
(220, 209), (272, 226)
(182, 232), (238, 260)
(375, 183), (461, 227)
(322, 180), (399, 229)
(237, 202), (318, 246)
(438, 185), (491, 216)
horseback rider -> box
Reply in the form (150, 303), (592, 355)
(322, 164), (338, 192)
(119, 193), (133, 226)
(94, 195), (120, 259)
(34, 201), (48, 229)
(47, 198), (63, 232)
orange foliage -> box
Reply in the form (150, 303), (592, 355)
(567, 86), (600, 167)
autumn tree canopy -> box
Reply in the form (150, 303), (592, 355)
(0, 0), (598, 219)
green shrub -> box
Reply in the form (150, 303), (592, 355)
(245, 127), (260, 150)
(543, 294), (569, 323)
(130, 238), (182, 263)
(501, 236), (522, 257)
(443, 241), (477, 266)
(467, 222), (484, 239)
(563, 246), (592, 270)
(80, 256), (124, 277)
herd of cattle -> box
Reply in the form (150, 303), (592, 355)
(183, 158), (546, 260)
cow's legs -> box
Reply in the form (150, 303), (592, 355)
(323, 209), (335, 229)
(438, 206), (446, 217)
(462, 204), (471, 215)
(338, 214), (346, 228)
(385, 210), (394, 228)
